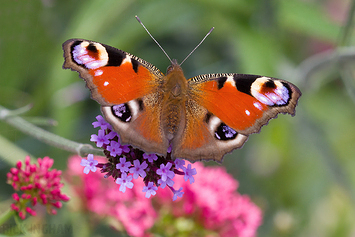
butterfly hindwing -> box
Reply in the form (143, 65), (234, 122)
(171, 97), (249, 161)
(101, 93), (169, 156)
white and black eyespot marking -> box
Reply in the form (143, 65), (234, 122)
(71, 41), (109, 69)
(228, 74), (292, 107)
(250, 77), (291, 107)
(111, 98), (145, 123)
(70, 40), (141, 73)
(111, 104), (132, 122)
(215, 123), (238, 140)
(193, 73), (292, 109)
(204, 112), (239, 141)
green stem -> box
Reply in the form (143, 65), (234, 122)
(0, 209), (15, 226)
(0, 105), (104, 157)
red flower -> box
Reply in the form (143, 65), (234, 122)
(6, 156), (70, 219)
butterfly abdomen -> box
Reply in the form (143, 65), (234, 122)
(160, 63), (189, 141)
(162, 103), (182, 140)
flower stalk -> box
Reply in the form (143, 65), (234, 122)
(0, 105), (103, 157)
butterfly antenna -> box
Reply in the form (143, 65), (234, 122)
(179, 27), (214, 66)
(135, 16), (173, 64)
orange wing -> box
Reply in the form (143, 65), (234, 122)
(62, 39), (164, 105)
(172, 73), (301, 162)
(63, 39), (169, 155)
(189, 73), (301, 134)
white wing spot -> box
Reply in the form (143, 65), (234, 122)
(95, 70), (103, 76)
(104, 81), (109, 86)
(226, 76), (236, 87)
(245, 109), (250, 116)
(253, 102), (263, 110)
(122, 56), (132, 65)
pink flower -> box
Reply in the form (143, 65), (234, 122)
(66, 156), (262, 237)
(6, 156), (70, 219)
(156, 162), (263, 237)
(66, 156), (157, 237)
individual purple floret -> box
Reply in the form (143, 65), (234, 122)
(80, 154), (98, 174)
(116, 173), (134, 193)
(142, 182), (158, 198)
(92, 115), (112, 130)
(184, 164), (197, 184)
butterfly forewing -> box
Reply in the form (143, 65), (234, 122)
(63, 39), (164, 105)
(188, 73), (301, 134)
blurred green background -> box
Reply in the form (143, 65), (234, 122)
(1, 0), (355, 236)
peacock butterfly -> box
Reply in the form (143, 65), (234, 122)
(62, 21), (301, 162)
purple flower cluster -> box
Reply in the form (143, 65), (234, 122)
(81, 115), (196, 201)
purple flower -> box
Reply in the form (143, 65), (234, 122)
(129, 160), (148, 179)
(116, 173), (133, 193)
(106, 131), (117, 139)
(116, 157), (131, 173)
(143, 153), (158, 163)
(172, 187), (184, 201)
(158, 177), (174, 189)
(156, 163), (175, 182)
(80, 154), (98, 174)
(107, 140), (123, 157)
(121, 145), (130, 153)
(92, 115), (112, 130)
(90, 129), (110, 147)
(184, 164), (197, 184)
(174, 158), (186, 171)
(142, 182), (158, 198)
